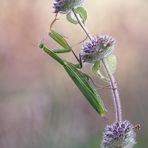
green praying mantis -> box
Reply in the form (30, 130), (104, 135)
(39, 29), (106, 116)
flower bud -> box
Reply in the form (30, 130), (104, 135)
(53, 0), (84, 14)
(101, 120), (136, 148)
(80, 35), (116, 63)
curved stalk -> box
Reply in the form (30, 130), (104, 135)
(72, 8), (122, 122)
(102, 59), (122, 122)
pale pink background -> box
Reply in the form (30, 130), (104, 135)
(0, 0), (147, 147)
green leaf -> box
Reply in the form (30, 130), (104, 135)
(49, 30), (71, 49)
(75, 7), (87, 23)
(91, 61), (109, 82)
(52, 48), (71, 53)
(64, 62), (106, 116)
(92, 61), (101, 75)
(66, 12), (78, 24)
(106, 54), (117, 74)
(66, 7), (87, 24)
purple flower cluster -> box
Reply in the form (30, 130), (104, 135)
(101, 120), (136, 148)
(80, 35), (116, 63)
(53, 0), (84, 13)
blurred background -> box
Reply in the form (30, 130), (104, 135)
(0, 0), (148, 147)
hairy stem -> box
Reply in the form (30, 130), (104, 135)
(72, 8), (122, 122)
(72, 8), (93, 40)
(102, 59), (122, 122)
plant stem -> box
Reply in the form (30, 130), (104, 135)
(72, 8), (93, 40)
(102, 59), (122, 122)
(72, 8), (122, 122)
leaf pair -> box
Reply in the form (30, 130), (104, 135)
(92, 55), (117, 82)
(66, 7), (87, 24)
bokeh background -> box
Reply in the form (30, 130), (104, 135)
(0, 0), (148, 147)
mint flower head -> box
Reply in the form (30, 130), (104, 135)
(80, 35), (116, 63)
(53, 0), (84, 13)
(101, 120), (136, 148)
